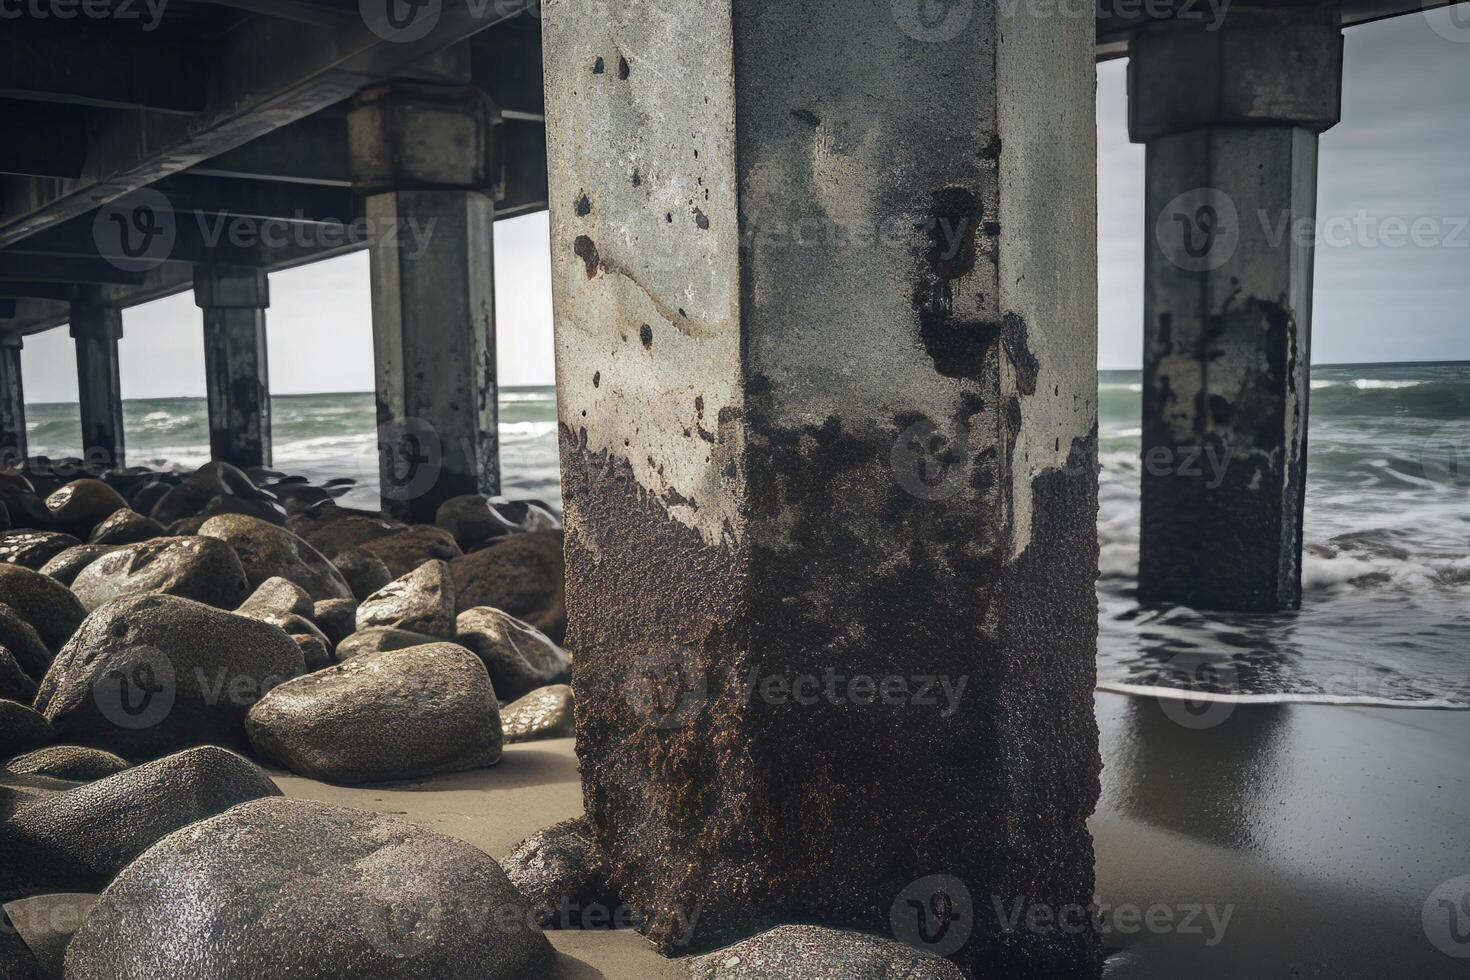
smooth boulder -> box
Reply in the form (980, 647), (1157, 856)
(69, 536), (251, 612)
(332, 547), (394, 601)
(146, 461), (277, 527)
(502, 685), (575, 743)
(298, 512), (402, 558)
(354, 559), (455, 638)
(333, 626), (443, 661)
(199, 513), (351, 600)
(0, 532), (81, 571)
(63, 798), (550, 979)
(88, 508), (166, 545)
(312, 597), (357, 647)
(37, 545), (117, 587)
(686, 925), (967, 979)
(43, 481), (128, 537)
(500, 816), (618, 929)
(247, 643), (502, 784)
(450, 531), (566, 642)
(35, 594), (305, 756)
(0, 566), (86, 652)
(0, 702), (54, 758)
(357, 526), (462, 579)
(2, 746), (280, 891)
(5, 746), (128, 781)
(0, 646), (37, 703)
(455, 607), (571, 702)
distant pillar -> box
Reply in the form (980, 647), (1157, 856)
(1130, 9), (1343, 611)
(70, 289), (126, 470)
(348, 80), (501, 522)
(545, 2), (1099, 976)
(195, 262), (272, 469)
(0, 335), (25, 467)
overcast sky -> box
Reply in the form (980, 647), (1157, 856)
(19, 9), (1470, 402)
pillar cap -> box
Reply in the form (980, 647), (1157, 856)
(69, 290), (124, 340)
(347, 81), (503, 195)
(194, 262), (270, 309)
(1128, 7), (1343, 142)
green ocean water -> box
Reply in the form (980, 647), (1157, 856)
(24, 364), (1470, 705)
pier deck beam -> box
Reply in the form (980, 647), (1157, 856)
(195, 262), (272, 469)
(69, 289), (126, 470)
(1130, 9), (1343, 612)
(544, 2), (1099, 975)
(348, 79), (501, 523)
(0, 335), (25, 467)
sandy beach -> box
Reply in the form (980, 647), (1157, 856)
(262, 693), (1470, 977)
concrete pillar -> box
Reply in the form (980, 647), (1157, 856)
(195, 262), (272, 469)
(70, 289), (125, 470)
(0, 335), (25, 468)
(348, 80), (501, 522)
(1130, 9), (1342, 612)
(544, 2), (1099, 975)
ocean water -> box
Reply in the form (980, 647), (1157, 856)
(26, 363), (1470, 707)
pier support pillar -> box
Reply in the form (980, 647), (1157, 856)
(1130, 9), (1342, 611)
(69, 289), (125, 470)
(348, 81), (501, 522)
(545, 2), (1099, 975)
(195, 263), (272, 469)
(0, 335), (25, 467)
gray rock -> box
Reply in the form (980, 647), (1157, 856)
(435, 495), (516, 551)
(63, 797), (550, 979)
(450, 531), (566, 643)
(357, 526), (463, 579)
(246, 643), (502, 784)
(0, 603), (56, 681)
(37, 545), (117, 587)
(2, 746), (280, 891)
(332, 547), (394, 601)
(146, 461), (275, 527)
(0, 646), (37, 704)
(199, 514), (352, 601)
(500, 816), (618, 930)
(355, 560), (455, 638)
(2, 893), (96, 979)
(0, 702), (53, 758)
(69, 536), (251, 612)
(0, 566), (87, 653)
(236, 577), (331, 654)
(43, 481), (128, 537)
(34, 594), (305, 757)
(685, 925), (967, 979)
(455, 607), (571, 702)
(298, 512), (403, 558)
(292, 632), (335, 672)
(0, 532), (82, 571)
(312, 597), (357, 647)
(334, 626), (443, 661)
(501, 685), (575, 743)
(6, 746), (129, 781)
(87, 508), (166, 545)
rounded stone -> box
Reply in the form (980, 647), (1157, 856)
(333, 626), (444, 661)
(87, 508), (166, 545)
(298, 511), (403, 558)
(355, 525), (463, 579)
(354, 559), (455, 638)
(198, 513), (352, 601)
(5, 745), (129, 781)
(0, 566), (86, 653)
(0, 701), (54, 758)
(0, 531), (83, 570)
(501, 684), (575, 743)
(450, 531), (566, 643)
(35, 594), (306, 757)
(0, 645), (37, 703)
(38, 544), (119, 587)
(686, 925), (968, 978)
(43, 480), (129, 536)
(69, 536), (251, 613)
(63, 797), (550, 979)
(312, 597), (357, 647)
(455, 607), (571, 702)
(246, 643), (502, 784)
(500, 816), (617, 929)
(332, 547), (394, 601)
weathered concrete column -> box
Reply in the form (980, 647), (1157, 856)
(0, 335), (25, 467)
(545, 2), (1099, 975)
(70, 289), (125, 469)
(1130, 9), (1342, 611)
(195, 262), (272, 469)
(348, 81), (501, 522)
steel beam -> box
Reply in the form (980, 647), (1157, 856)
(0, 35), (206, 113)
(0, 256), (148, 286)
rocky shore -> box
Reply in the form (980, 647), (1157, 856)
(0, 459), (966, 978)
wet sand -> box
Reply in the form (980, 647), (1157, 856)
(274, 695), (1470, 977)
